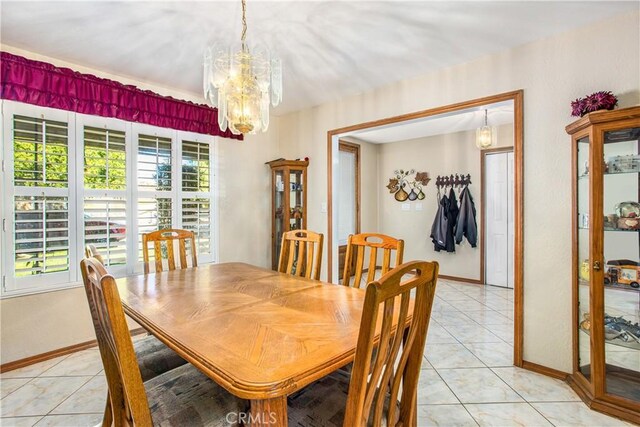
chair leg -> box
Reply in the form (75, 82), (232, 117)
(102, 392), (113, 427)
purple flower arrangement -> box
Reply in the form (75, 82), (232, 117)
(571, 91), (618, 117)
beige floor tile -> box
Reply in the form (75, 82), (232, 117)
(1, 379), (31, 399)
(484, 323), (514, 344)
(33, 413), (102, 427)
(0, 358), (68, 380)
(51, 375), (107, 415)
(417, 404), (478, 426)
(441, 323), (503, 344)
(425, 344), (484, 369)
(433, 311), (478, 326)
(0, 416), (43, 426)
(465, 310), (511, 326)
(464, 402), (552, 426)
(465, 342), (514, 367)
(438, 368), (523, 404)
(0, 377), (91, 417)
(39, 351), (103, 378)
(531, 402), (634, 427)
(426, 323), (458, 344)
(417, 369), (460, 405)
(492, 367), (580, 402)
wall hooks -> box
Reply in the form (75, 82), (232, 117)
(435, 174), (472, 189)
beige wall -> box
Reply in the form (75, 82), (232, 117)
(276, 10), (640, 373)
(375, 124), (513, 282)
(0, 46), (279, 364)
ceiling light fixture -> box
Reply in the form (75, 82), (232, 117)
(476, 109), (495, 149)
(203, 0), (282, 135)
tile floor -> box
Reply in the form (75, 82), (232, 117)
(0, 280), (635, 426)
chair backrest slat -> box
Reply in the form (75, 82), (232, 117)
(84, 244), (105, 265)
(80, 258), (153, 425)
(142, 229), (198, 274)
(278, 230), (324, 281)
(343, 260), (439, 427)
(342, 233), (404, 288)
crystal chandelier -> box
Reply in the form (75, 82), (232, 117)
(476, 109), (496, 149)
(203, 0), (282, 135)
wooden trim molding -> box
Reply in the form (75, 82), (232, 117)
(438, 274), (484, 285)
(327, 89), (526, 368)
(522, 360), (570, 381)
(0, 327), (146, 373)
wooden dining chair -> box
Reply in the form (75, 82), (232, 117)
(142, 228), (197, 274)
(82, 247), (188, 382)
(80, 258), (244, 426)
(288, 260), (439, 426)
(342, 233), (404, 288)
(278, 230), (324, 280)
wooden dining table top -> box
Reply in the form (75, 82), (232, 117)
(116, 262), (370, 400)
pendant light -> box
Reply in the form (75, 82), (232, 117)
(476, 109), (496, 149)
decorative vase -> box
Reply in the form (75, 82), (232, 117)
(395, 187), (409, 202)
(417, 188), (425, 200)
(408, 188), (418, 201)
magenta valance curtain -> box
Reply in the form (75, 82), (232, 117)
(0, 52), (242, 140)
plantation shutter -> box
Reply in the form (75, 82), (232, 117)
(82, 126), (128, 269)
(181, 140), (212, 257)
(136, 133), (174, 262)
(7, 112), (74, 291)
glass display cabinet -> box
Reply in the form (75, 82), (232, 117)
(267, 159), (308, 270)
(567, 106), (640, 424)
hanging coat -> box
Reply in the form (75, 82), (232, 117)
(455, 186), (478, 247)
(430, 194), (448, 252)
(444, 188), (459, 253)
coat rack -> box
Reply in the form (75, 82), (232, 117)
(435, 174), (472, 189)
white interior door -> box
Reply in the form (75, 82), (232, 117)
(337, 149), (356, 246)
(485, 151), (514, 288)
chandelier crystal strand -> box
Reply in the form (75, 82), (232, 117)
(203, 0), (282, 135)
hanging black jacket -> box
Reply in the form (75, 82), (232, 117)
(455, 186), (478, 247)
(444, 188), (459, 252)
(430, 194), (448, 251)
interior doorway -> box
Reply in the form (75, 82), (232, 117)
(483, 148), (515, 288)
(337, 140), (361, 280)
(327, 90), (525, 366)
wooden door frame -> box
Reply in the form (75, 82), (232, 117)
(327, 90), (525, 367)
(481, 146), (515, 286)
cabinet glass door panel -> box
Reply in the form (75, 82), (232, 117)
(274, 170), (285, 264)
(577, 136), (592, 379)
(289, 170), (303, 231)
(602, 127), (640, 402)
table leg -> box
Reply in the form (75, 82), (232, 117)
(250, 396), (288, 426)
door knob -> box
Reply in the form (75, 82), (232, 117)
(593, 261), (601, 271)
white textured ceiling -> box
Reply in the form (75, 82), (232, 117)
(1, 1), (636, 114)
(344, 101), (513, 143)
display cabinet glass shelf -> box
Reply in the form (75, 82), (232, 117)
(568, 106), (640, 424)
(267, 159), (308, 270)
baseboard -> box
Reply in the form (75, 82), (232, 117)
(438, 274), (484, 285)
(522, 360), (570, 380)
(0, 327), (146, 373)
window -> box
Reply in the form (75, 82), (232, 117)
(1, 101), (217, 297)
(181, 140), (212, 256)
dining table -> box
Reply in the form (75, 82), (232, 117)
(116, 262), (372, 426)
